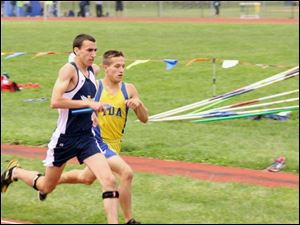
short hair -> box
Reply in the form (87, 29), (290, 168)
(103, 50), (124, 65)
(72, 34), (96, 53)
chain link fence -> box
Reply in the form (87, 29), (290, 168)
(2, 1), (299, 19)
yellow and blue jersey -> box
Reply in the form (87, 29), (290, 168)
(93, 80), (129, 153)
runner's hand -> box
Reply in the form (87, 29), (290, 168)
(91, 112), (98, 127)
(125, 98), (142, 110)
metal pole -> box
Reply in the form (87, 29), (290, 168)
(107, 1), (111, 17)
(57, 1), (60, 17)
(210, 1), (213, 17)
(43, 1), (47, 21)
(290, 3), (295, 19)
(158, 1), (163, 17)
(212, 58), (216, 97)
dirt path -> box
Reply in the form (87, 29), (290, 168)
(1, 144), (298, 189)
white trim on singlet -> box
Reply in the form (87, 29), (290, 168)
(43, 66), (97, 167)
(54, 67), (96, 136)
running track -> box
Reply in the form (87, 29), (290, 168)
(1, 144), (298, 224)
(1, 144), (298, 189)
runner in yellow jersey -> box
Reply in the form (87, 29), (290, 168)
(95, 78), (129, 153)
(56, 50), (148, 224)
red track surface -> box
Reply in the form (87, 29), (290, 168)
(1, 144), (298, 189)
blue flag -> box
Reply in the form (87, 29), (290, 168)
(163, 59), (178, 70)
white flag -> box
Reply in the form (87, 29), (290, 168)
(222, 60), (239, 69)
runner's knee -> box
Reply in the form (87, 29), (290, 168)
(78, 171), (95, 185)
(34, 175), (57, 194)
(102, 174), (117, 190)
(121, 167), (133, 182)
(42, 184), (56, 194)
(81, 175), (95, 185)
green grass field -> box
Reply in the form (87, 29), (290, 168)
(1, 19), (299, 223)
(1, 155), (299, 224)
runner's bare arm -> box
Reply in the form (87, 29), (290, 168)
(50, 64), (104, 112)
(126, 83), (148, 123)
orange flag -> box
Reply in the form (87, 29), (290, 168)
(186, 58), (211, 66)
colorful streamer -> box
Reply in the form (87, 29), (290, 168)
(5, 52), (26, 59)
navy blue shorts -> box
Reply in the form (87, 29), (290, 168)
(44, 132), (105, 167)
